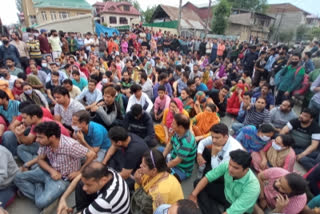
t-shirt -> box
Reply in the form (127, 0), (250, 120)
(84, 122), (110, 150)
(123, 133), (148, 171)
(287, 119), (320, 149)
(72, 78), (88, 91)
(16, 107), (53, 122)
(30, 117), (70, 137)
(0, 100), (20, 123)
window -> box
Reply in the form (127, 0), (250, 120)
(120, 17), (128, 24)
(41, 11), (47, 21)
(123, 5), (130, 11)
(101, 16), (105, 23)
(109, 16), (117, 24)
(50, 11), (56, 20)
(59, 12), (69, 19)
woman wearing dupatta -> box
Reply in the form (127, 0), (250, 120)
(226, 83), (245, 116)
(134, 149), (184, 211)
(251, 134), (296, 172)
(154, 98), (189, 144)
(179, 88), (194, 115)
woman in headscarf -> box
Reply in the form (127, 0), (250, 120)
(154, 98), (189, 144)
(226, 83), (245, 116)
(179, 88), (194, 115)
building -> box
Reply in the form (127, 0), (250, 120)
(93, 1), (140, 28)
(22, 0), (92, 27)
(151, 4), (208, 38)
(226, 9), (275, 41)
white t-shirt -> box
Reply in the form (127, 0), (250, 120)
(84, 38), (94, 51)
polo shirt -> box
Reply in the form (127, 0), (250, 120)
(0, 100), (20, 123)
(206, 161), (260, 214)
(76, 88), (102, 106)
(84, 122), (111, 150)
(170, 130), (197, 177)
(72, 78), (88, 91)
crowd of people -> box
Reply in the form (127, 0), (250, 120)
(1, 19), (320, 214)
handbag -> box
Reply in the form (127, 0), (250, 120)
(130, 187), (154, 214)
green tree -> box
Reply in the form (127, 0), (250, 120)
(311, 27), (320, 39)
(278, 30), (294, 44)
(211, 0), (231, 34)
(142, 6), (157, 23)
(296, 25), (310, 41)
(226, 0), (268, 13)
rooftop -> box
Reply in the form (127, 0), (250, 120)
(33, 0), (92, 10)
(97, 1), (140, 16)
(267, 3), (311, 15)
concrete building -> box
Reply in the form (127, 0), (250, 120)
(226, 9), (275, 41)
(22, 0), (92, 27)
(93, 1), (140, 28)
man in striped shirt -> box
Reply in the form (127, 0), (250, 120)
(57, 161), (130, 214)
(163, 113), (197, 181)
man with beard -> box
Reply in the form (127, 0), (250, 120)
(189, 149), (260, 214)
(281, 108), (320, 170)
(153, 72), (172, 100)
(5, 58), (23, 77)
(255, 168), (307, 214)
(10, 32), (29, 70)
(0, 35), (20, 67)
(270, 99), (297, 132)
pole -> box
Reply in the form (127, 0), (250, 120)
(205, 0), (212, 37)
(178, 0), (182, 36)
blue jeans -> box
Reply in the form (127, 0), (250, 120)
(294, 147), (320, 171)
(96, 149), (107, 162)
(309, 99), (320, 127)
(14, 167), (69, 209)
(157, 146), (188, 181)
(0, 185), (16, 208)
(17, 143), (39, 163)
(231, 122), (244, 135)
(2, 131), (18, 156)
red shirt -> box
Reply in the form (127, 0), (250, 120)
(16, 107), (53, 122)
(38, 35), (51, 54)
(30, 117), (70, 137)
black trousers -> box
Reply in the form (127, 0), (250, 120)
(75, 181), (98, 212)
(194, 177), (230, 214)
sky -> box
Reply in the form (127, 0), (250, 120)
(0, 0), (319, 25)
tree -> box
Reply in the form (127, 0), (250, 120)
(226, 0), (268, 13)
(278, 30), (294, 44)
(211, 0), (231, 34)
(296, 25), (310, 41)
(311, 27), (320, 39)
(142, 6), (156, 23)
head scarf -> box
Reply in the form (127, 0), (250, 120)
(166, 98), (183, 128)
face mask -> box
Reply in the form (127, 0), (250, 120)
(102, 78), (108, 84)
(25, 89), (33, 95)
(72, 125), (81, 132)
(3, 40), (9, 45)
(260, 135), (271, 141)
(272, 141), (283, 151)
(291, 61), (299, 66)
(41, 63), (47, 68)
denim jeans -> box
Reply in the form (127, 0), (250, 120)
(231, 122), (244, 135)
(0, 185), (16, 208)
(309, 99), (320, 127)
(14, 167), (69, 209)
(294, 148), (320, 171)
(2, 131), (18, 156)
(17, 143), (39, 163)
(96, 149), (107, 162)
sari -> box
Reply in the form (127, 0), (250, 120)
(193, 111), (220, 136)
(226, 83), (245, 116)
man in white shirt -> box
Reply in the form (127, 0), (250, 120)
(48, 30), (62, 60)
(126, 84), (153, 113)
(197, 123), (243, 178)
(84, 33), (94, 53)
(0, 67), (17, 89)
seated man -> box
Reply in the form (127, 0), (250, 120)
(76, 78), (102, 111)
(197, 123), (243, 178)
(57, 161), (130, 214)
(207, 86), (229, 117)
(0, 89), (20, 124)
(0, 145), (19, 209)
(189, 149), (260, 214)
(280, 108), (320, 170)
(162, 113), (197, 181)
(3, 104), (69, 161)
(91, 86), (123, 129)
(232, 97), (271, 134)
(252, 83), (275, 110)
(45, 71), (61, 105)
(236, 91), (252, 123)
(270, 99), (297, 132)
(14, 122), (95, 209)
(194, 76), (208, 92)
(102, 126), (148, 189)
(62, 79), (81, 99)
(53, 86), (85, 129)
(72, 70), (88, 91)
(126, 84), (153, 113)
(124, 104), (157, 147)
(72, 110), (111, 162)
(155, 199), (201, 214)
(255, 168), (307, 214)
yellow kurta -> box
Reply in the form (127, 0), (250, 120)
(135, 172), (184, 211)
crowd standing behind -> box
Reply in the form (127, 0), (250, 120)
(1, 18), (320, 214)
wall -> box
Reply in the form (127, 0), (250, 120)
(269, 11), (306, 33)
(100, 13), (140, 27)
(36, 8), (91, 25)
(22, 0), (37, 27)
(35, 14), (94, 34)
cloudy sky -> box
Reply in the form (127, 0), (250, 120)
(0, 0), (319, 25)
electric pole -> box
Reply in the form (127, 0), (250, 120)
(205, 0), (212, 37)
(178, 0), (182, 36)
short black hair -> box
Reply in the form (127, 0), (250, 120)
(72, 70), (80, 76)
(131, 104), (142, 117)
(229, 149), (251, 170)
(210, 123), (228, 136)
(34, 121), (61, 138)
(279, 134), (295, 147)
(292, 52), (301, 59)
(63, 79), (73, 86)
(174, 113), (190, 130)
(53, 86), (70, 97)
(187, 79), (195, 87)
(258, 123), (275, 133)
(243, 91), (252, 98)
(206, 103), (217, 112)
(305, 52), (312, 58)
(285, 173), (308, 196)
(143, 149), (168, 172)
(157, 85), (166, 92)
(282, 99), (294, 108)
(159, 73), (168, 81)
(177, 199), (201, 214)
(21, 104), (43, 118)
(140, 72), (147, 81)
(130, 84), (142, 93)
(301, 108), (315, 118)
(18, 101), (33, 111)
(82, 161), (112, 181)
(0, 90), (9, 100)
(73, 110), (90, 124)
(108, 126), (128, 142)
(51, 71), (60, 77)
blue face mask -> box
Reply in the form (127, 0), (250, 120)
(260, 135), (271, 142)
(25, 89), (33, 95)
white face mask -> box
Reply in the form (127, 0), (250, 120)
(42, 63), (47, 68)
(272, 141), (283, 151)
(25, 89), (33, 95)
(260, 135), (271, 142)
(72, 125), (81, 132)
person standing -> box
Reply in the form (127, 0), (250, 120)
(10, 32), (29, 70)
(48, 29), (62, 60)
(0, 35), (20, 67)
(38, 29), (51, 56)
